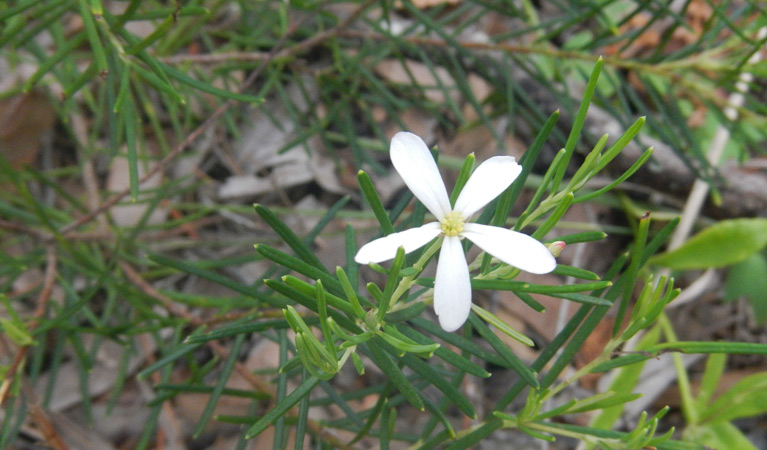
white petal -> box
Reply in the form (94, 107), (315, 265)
(390, 132), (451, 221)
(434, 236), (472, 332)
(462, 223), (556, 274)
(354, 222), (441, 264)
(454, 156), (522, 217)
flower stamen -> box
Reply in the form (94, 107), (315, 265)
(440, 211), (465, 237)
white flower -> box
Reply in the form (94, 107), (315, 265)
(355, 132), (557, 332)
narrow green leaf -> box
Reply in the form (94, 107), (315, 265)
(548, 231), (607, 245)
(468, 314), (538, 388)
(410, 317), (508, 367)
(127, 14), (174, 55)
(551, 292), (611, 306)
(316, 381), (365, 428)
(137, 342), (201, 380)
(384, 301), (427, 323)
(482, 110), (561, 274)
(575, 147), (654, 204)
(0, 318), (34, 346)
(396, 325), (490, 378)
(149, 253), (282, 307)
(614, 212), (651, 336)
(493, 110), (559, 229)
(552, 57), (603, 192)
(351, 352), (365, 375)
(519, 425), (556, 442)
(551, 265), (601, 280)
(274, 330), (290, 450)
(378, 247), (405, 321)
(76, 0), (108, 73)
(336, 266), (368, 318)
(518, 217), (676, 407)
(184, 319), (296, 344)
(345, 225), (359, 290)
(366, 340), (424, 411)
(255, 245), (342, 295)
(513, 291), (546, 312)
(304, 196), (350, 247)
(531, 192), (574, 240)
(515, 148), (568, 230)
(113, 64), (132, 113)
(193, 333), (245, 437)
(151, 385), (267, 405)
(350, 384), (389, 444)
(127, 62), (185, 104)
(470, 279), (611, 294)
(400, 352), (476, 419)
(420, 393), (456, 439)
(651, 341), (767, 355)
(590, 353), (653, 373)
(64, 61), (100, 99)
(245, 375), (320, 439)
(0, 0), (44, 22)
(255, 204), (327, 273)
(87, 0), (103, 15)
(535, 399), (578, 421)
(123, 97), (140, 201)
(266, 280), (359, 332)
(380, 402), (392, 450)
(415, 429), (452, 450)
(379, 325), (439, 357)
(450, 153), (475, 207)
(537, 310), (612, 394)
(444, 419), (503, 450)
(282, 276), (354, 317)
(315, 281), (337, 357)
(471, 304), (534, 347)
(568, 392), (643, 414)
(593, 116), (647, 174)
(161, 63), (264, 103)
(136, 347), (172, 450)
(564, 134), (609, 192)
(366, 282), (383, 304)
(121, 6), (209, 20)
(357, 170), (395, 235)
(329, 319), (374, 347)
(24, 33), (88, 91)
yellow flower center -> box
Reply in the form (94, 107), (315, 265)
(440, 211), (465, 237)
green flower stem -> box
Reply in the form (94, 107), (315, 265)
(658, 313), (698, 425)
(386, 237), (443, 314)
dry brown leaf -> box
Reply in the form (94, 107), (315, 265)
(375, 59), (457, 104)
(574, 319), (614, 390)
(0, 93), (56, 168)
